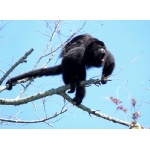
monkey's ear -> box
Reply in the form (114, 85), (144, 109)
(88, 38), (103, 48)
(87, 39), (97, 49)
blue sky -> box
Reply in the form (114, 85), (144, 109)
(0, 20), (150, 129)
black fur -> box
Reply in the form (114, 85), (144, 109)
(6, 34), (115, 105)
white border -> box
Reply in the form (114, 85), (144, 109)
(0, 129), (149, 149)
(1, 0), (150, 20)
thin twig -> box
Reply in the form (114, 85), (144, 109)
(112, 51), (144, 76)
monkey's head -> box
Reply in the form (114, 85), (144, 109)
(85, 39), (107, 67)
(94, 40), (107, 63)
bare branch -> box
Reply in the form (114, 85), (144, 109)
(0, 76), (131, 127)
(33, 20), (62, 69)
(59, 92), (130, 127)
(0, 107), (67, 125)
(0, 21), (12, 31)
(112, 51), (144, 76)
(0, 48), (34, 85)
(17, 21), (62, 95)
(0, 78), (111, 105)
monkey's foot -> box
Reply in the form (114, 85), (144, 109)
(68, 89), (75, 93)
(72, 97), (82, 106)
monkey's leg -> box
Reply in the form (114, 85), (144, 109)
(73, 86), (86, 105)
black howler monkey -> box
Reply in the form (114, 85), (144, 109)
(6, 34), (115, 105)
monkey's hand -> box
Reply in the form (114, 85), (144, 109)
(101, 75), (107, 84)
(101, 78), (107, 84)
(6, 79), (13, 90)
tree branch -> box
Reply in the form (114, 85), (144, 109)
(59, 92), (130, 127)
(0, 78), (131, 127)
(0, 107), (67, 126)
(0, 48), (34, 85)
(0, 78), (109, 105)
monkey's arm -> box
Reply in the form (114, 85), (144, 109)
(101, 51), (115, 84)
(6, 65), (62, 90)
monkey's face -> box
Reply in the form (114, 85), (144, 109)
(90, 41), (107, 66)
(97, 48), (107, 66)
(98, 47), (107, 62)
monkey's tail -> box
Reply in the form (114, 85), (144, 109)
(6, 65), (62, 90)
